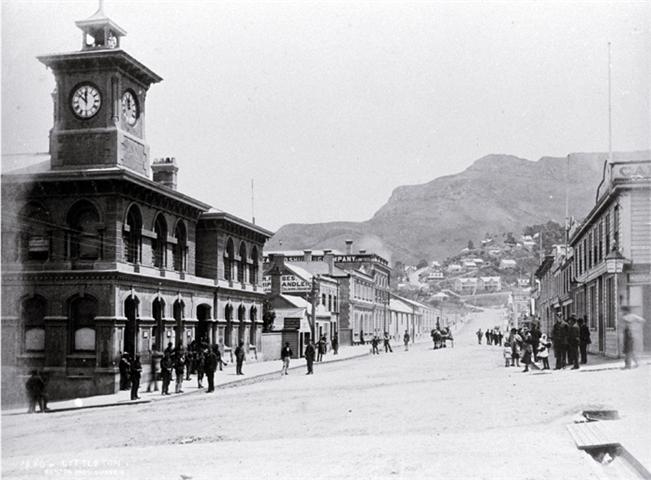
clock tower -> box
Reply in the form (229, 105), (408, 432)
(38, 2), (162, 176)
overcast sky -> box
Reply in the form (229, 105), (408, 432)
(2, 1), (649, 230)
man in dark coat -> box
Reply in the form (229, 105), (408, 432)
(551, 315), (565, 369)
(476, 329), (483, 345)
(371, 335), (380, 355)
(568, 316), (580, 369)
(579, 317), (591, 364)
(130, 355), (142, 400)
(234, 341), (246, 375)
(161, 353), (173, 395)
(119, 353), (131, 390)
(304, 341), (316, 374)
(204, 346), (218, 392)
(317, 336), (327, 362)
(331, 334), (339, 355)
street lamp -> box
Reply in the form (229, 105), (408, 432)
(605, 246), (627, 273)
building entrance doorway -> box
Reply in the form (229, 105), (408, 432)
(197, 304), (211, 344)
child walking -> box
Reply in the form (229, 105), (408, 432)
(503, 341), (512, 367)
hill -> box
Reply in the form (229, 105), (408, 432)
(267, 151), (649, 264)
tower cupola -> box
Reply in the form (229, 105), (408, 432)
(75, 0), (127, 50)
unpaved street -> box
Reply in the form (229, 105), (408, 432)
(3, 308), (650, 479)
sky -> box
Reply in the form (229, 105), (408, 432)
(2, 1), (649, 231)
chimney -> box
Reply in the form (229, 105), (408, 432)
(151, 157), (179, 190)
(269, 254), (285, 296)
(345, 239), (353, 254)
(303, 250), (312, 262)
(324, 251), (335, 275)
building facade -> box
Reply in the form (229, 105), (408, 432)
(1, 7), (272, 404)
(569, 158), (651, 357)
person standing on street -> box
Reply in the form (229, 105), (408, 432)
(195, 349), (205, 388)
(204, 346), (218, 392)
(174, 348), (185, 393)
(317, 336), (327, 362)
(579, 317), (591, 364)
(161, 353), (173, 395)
(304, 341), (316, 374)
(403, 330), (410, 351)
(530, 324), (541, 362)
(371, 335), (380, 355)
(235, 341), (246, 375)
(621, 306), (646, 369)
(281, 342), (293, 375)
(383, 332), (393, 353)
(130, 355), (142, 400)
(551, 315), (565, 370)
(476, 329), (483, 345)
(147, 344), (162, 393)
(119, 352), (131, 391)
(331, 334), (339, 355)
(568, 316), (580, 370)
(537, 334), (551, 370)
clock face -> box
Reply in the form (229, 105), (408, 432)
(121, 91), (139, 126)
(71, 84), (101, 119)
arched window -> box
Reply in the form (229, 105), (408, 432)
(152, 298), (165, 350)
(225, 303), (233, 321)
(22, 295), (47, 352)
(67, 200), (101, 260)
(249, 305), (257, 322)
(173, 221), (187, 272)
(19, 203), (51, 262)
(123, 205), (142, 264)
(173, 299), (185, 347)
(152, 214), (167, 268)
(249, 246), (259, 285)
(224, 238), (234, 281)
(69, 295), (98, 352)
(238, 304), (246, 322)
(238, 242), (247, 283)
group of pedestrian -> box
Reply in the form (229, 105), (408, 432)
(280, 334), (341, 376)
(476, 328), (503, 346)
(431, 326), (453, 349)
(551, 314), (591, 370)
(25, 370), (49, 413)
(370, 332), (395, 354)
(501, 325), (549, 372)
(118, 351), (143, 400)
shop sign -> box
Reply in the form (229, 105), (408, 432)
(613, 163), (651, 181)
(262, 274), (311, 292)
(28, 237), (49, 252)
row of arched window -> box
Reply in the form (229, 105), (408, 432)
(16, 200), (262, 284)
(224, 237), (260, 284)
(17, 200), (103, 262)
(22, 295), (97, 353)
(15, 200), (188, 272)
(20, 294), (261, 354)
(123, 204), (187, 271)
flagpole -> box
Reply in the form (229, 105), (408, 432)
(608, 42), (613, 165)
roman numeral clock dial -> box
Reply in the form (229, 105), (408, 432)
(71, 84), (101, 118)
(121, 90), (139, 126)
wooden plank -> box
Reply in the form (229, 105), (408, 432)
(566, 422), (616, 449)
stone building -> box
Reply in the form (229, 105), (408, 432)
(1, 5), (271, 404)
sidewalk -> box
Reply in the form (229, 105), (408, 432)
(3, 340), (428, 416)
